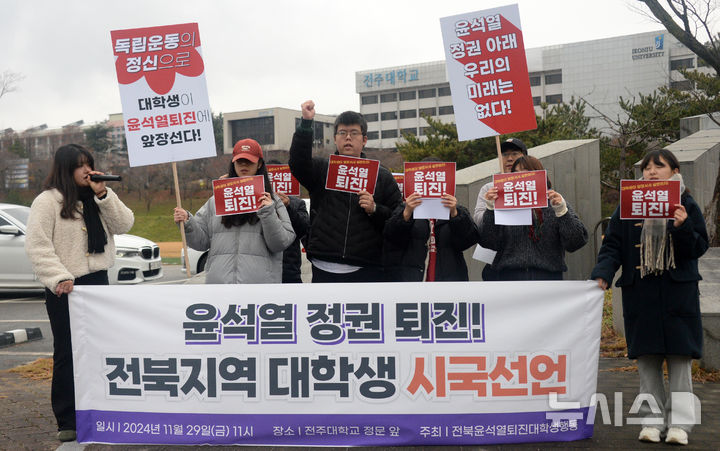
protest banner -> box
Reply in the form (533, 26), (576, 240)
(325, 155), (380, 195)
(403, 162), (456, 199)
(619, 179), (681, 220)
(493, 170), (548, 210)
(111, 23), (216, 167)
(440, 4), (536, 142)
(212, 176), (265, 216)
(70, 281), (603, 446)
(111, 22), (217, 276)
(267, 164), (300, 196)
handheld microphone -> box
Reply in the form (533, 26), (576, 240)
(90, 174), (122, 182)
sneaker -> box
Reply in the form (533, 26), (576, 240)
(57, 430), (76, 442)
(638, 426), (661, 443)
(665, 427), (688, 445)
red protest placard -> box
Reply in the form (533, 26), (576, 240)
(393, 173), (405, 199)
(212, 176), (265, 216)
(403, 162), (456, 199)
(440, 5), (537, 140)
(620, 180), (681, 220)
(266, 164), (300, 196)
(325, 155), (380, 195)
(493, 170), (548, 209)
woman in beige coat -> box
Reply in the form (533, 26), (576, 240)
(25, 144), (134, 442)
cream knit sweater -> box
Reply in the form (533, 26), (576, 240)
(25, 188), (134, 294)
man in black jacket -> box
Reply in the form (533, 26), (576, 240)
(289, 100), (402, 282)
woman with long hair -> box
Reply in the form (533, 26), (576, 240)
(25, 144), (134, 442)
(173, 139), (295, 283)
(478, 155), (588, 280)
(592, 149), (707, 445)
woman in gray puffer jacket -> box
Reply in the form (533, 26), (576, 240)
(174, 139), (295, 283)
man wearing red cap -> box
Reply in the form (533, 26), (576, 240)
(289, 100), (402, 282)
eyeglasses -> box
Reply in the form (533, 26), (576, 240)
(336, 130), (364, 138)
(502, 151), (524, 159)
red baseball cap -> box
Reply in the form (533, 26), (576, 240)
(232, 139), (263, 163)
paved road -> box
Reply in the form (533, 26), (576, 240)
(0, 265), (190, 371)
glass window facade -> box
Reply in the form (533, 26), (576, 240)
(400, 127), (417, 136)
(438, 85), (451, 96)
(364, 113), (379, 122)
(418, 88), (436, 99)
(438, 105), (454, 115)
(399, 109), (417, 119)
(399, 90), (416, 100)
(380, 92), (398, 102)
(231, 116), (274, 145)
(381, 111), (398, 121)
(361, 95), (378, 105)
(419, 107), (437, 117)
(670, 58), (695, 70)
(545, 73), (562, 85)
(381, 129), (398, 138)
(529, 75), (541, 86)
(366, 131), (379, 140)
(545, 94), (563, 104)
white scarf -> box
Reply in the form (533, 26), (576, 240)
(639, 173), (684, 277)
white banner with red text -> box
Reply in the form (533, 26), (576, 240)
(70, 281), (602, 446)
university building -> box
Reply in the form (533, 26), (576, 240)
(222, 108), (337, 155)
(355, 30), (713, 149)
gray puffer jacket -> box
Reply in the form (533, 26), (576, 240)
(184, 196), (295, 284)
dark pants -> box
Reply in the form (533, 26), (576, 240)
(45, 270), (108, 431)
(311, 265), (384, 283)
(496, 268), (563, 281)
(481, 264), (499, 281)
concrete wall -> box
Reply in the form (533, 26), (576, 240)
(456, 139), (602, 281)
(632, 129), (720, 213)
(679, 113), (720, 139)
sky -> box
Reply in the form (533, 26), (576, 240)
(0, 0), (672, 132)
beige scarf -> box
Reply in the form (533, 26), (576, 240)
(639, 173), (684, 277)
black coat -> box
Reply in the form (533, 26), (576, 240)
(282, 196), (309, 283)
(591, 193), (708, 359)
(383, 204), (479, 282)
(289, 124), (402, 267)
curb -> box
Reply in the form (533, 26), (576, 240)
(0, 327), (43, 348)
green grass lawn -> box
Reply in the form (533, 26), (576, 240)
(123, 193), (209, 242)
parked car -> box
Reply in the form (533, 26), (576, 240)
(181, 198), (311, 276)
(0, 202), (163, 291)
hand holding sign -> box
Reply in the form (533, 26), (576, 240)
(673, 203), (687, 227)
(358, 190), (376, 214)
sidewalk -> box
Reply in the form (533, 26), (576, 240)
(1, 358), (718, 450)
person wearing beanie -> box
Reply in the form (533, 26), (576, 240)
(173, 138), (295, 283)
(478, 155), (588, 281)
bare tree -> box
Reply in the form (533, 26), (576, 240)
(0, 70), (25, 99)
(637, 0), (720, 244)
(638, 0), (720, 72)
